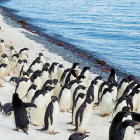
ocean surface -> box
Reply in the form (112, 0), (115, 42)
(0, 0), (140, 77)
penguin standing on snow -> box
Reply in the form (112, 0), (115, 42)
(19, 48), (29, 60)
(59, 84), (72, 112)
(68, 133), (88, 140)
(73, 98), (93, 133)
(10, 54), (19, 72)
(0, 63), (7, 86)
(57, 64), (64, 82)
(15, 59), (24, 76)
(115, 120), (139, 140)
(38, 96), (60, 135)
(12, 93), (29, 134)
(108, 69), (117, 84)
(80, 66), (90, 86)
(9, 46), (16, 59)
(0, 39), (5, 56)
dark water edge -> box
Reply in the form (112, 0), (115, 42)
(0, 4), (137, 81)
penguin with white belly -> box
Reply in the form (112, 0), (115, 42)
(93, 75), (104, 90)
(65, 69), (77, 85)
(98, 81), (110, 101)
(49, 62), (59, 80)
(30, 70), (42, 90)
(72, 93), (86, 126)
(109, 82), (118, 101)
(9, 46), (16, 59)
(38, 53), (46, 66)
(10, 54), (19, 72)
(70, 98), (93, 133)
(37, 96), (60, 135)
(26, 84), (37, 102)
(29, 57), (42, 72)
(41, 66), (49, 86)
(99, 88), (114, 117)
(117, 78), (129, 99)
(0, 63), (7, 86)
(109, 109), (131, 140)
(115, 120), (139, 140)
(53, 79), (61, 98)
(108, 68), (117, 84)
(57, 64), (64, 82)
(15, 59), (24, 76)
(0, 39), (5, 56)
(30, 90), (45, 126)
(59, 84), (72, 112)
(15, 77), (31, 101)
(19, 48), (29, 60)
(79, 67), (90, 86)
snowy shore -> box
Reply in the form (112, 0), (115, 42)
(0, 7), (140, 140)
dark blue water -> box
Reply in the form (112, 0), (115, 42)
(0, 0), (140, 77)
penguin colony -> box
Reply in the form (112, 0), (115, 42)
(0, 27), (140, 140)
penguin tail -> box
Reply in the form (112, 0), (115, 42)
(36, 127), (47, 132)
(22, 129), (28, 135)
(67, 128), (76, 132)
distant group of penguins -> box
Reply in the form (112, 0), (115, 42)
(0, 30), (140, 140)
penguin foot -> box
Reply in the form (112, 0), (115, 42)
(49, 131), (59, 135)
(13, 128), (19, 131)
(32, 123), (38, 126)
(60, 109), (65, 112)
(67, 109), (72, 113)
(101, 114), (108, 117)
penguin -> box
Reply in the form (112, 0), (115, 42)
(87, 79), (99, 104)
(43, 85), (54, 109)
(19, 48), (29, 60)
(57, 64), (64, 82)
(15, 59), (24, 76)
(98, 81), (110, 101)
(1, 54), (9, 65)
(109, 82), (118, 101)
(10, 54), (19, 72)
(30, 70), (42, 90)
(99, 88), (114, 117)
(26, 84), (37, 102)
(115, 120), (139, 140)
(41, 66), (49, 86)
(12, 93), (29, 134)
(108, 68), (117, 84)
(37, 96), (60, 135)
(38, 53), (46, 66)
(79, 66), (90, 86)
(43, 80), (53, 88)
(65, 69), (77, 85)
(48, 62), (59, 80)
(72, 93), (86, 126)
(109, 110), (131, 140)
(73, 85), (86, 106)
(15, 77), (31, 101)
(30, 90), (45, 126)
(59, 84), (72, 112)
(53, 79), (61, 98)
(0, 39), (5, 56)
(68, 133), (88, 140)
(74, 98), (93, 133)
(9, 77), (20, 87)
(9, 46), (16, 59)
(60, 63), (79, 86)
(0, 63), (7, 77)
(117, 78), (129, 99)
(29, 57), (42, 72)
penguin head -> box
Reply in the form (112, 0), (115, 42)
(71, 62), (79, 70)
(39, 53), (43, 57)
(11, 54), (19, 59)
(68, 133), (88, 140)
(1, 54), (8, 58)
(122, 106), (131, 115)
(82, 66), (90, 73)
(78, 93), (86, 99)
(109, 82), (118, 88)
(127, 75), (137, 82)
(23, 59), (27, 63)
(42, 63), (50, 71)
(27, 68), (33, 76)
(94, 76), (103, 81)
(110, 69), (115, 74)
(1, 39), (4, 43)
(30, 70), (42, 82)
(51, 96), (58, 102)
(77, 75), (85, 81)
(85, 97), (92, 105)
(91, 80), (98, 85)
(19, 48), (29, 54)
(43, 80), (53, 87)
(42, 85), (54, 93)
(0, 63), (7, 68)
(13, 93), (19, 100)
(10, 46), (15, 50)
(58, 64), (64, 69)
(65, 84), (71, 89)
(53, 79), (59, 85)
(17, 59), (23, 64)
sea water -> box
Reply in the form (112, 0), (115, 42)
(0, 0), (140, 77)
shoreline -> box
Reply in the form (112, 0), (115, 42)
(0, 5), (132, 81)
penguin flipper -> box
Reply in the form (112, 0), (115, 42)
(21, 128), (28, 135)
(23, 103), (37, 108)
